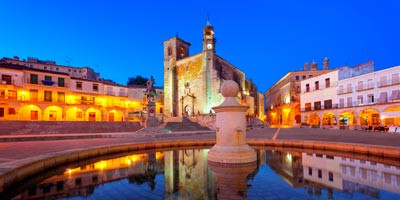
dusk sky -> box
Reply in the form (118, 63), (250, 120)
(1, 0), (399, 92)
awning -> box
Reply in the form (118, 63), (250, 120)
(381, 111), (400, 118)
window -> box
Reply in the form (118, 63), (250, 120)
(392, 73), (399, 85)
(8, 108), (16, 115)
(302, 75), (306, 79)
(315, 81), (319, 90)
(329, 172), (333, 182)
(1, 75), (12, 84)
(45, 76), (52, 81)
(357, 81), (363, 90)
(79, 70), (81, 73)
(76, 111), (83, 118)
(308, 167), (312, 175)
(93, 84), (99, 92)
(180, 47), (185, 57)
(30, 74), (38, 84)
(167, 46), (172, 56)
(56, 68), (59, 71)
(44, 91), (52, 102)
(58, 78), (65, 87)
(306, 84), (310, 92)
(357, 95), (363, 105)
(324, 99), (332, 109)
(0, 89), (4, 98)
(0, 108), (4, 117)
(76, 82), (82, 90)
(339, 85), (344, 93)
(58, 92), (65, 103)
(309, 75), (313, 78)
(325, 78), (330, 88)
(368, 94), (374, 104)
(8, 90), (17, 100)
(380, 76), (387, 87)
(186, 65), (189, 72)
(318, 169), (322, 178)
(295, 76), (299, 81)
(305, 103), (311, 111)
(347, 83), (352, 92)
(68, 69), (71, 72)
(74, 69), (77, 72)
(44, 66), (47, 70)
(314, 101), (321, 110)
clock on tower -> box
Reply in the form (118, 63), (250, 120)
(203, 17), (216, 52)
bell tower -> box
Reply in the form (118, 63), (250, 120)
(203, 17), (216, 52)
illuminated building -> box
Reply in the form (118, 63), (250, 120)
(0, 57), (163, 121)
(300, 60), (400, 127)
(265, 58), (331, 127)
(163, 18), (263, 118)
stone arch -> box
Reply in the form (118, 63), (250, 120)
(381, 106), (400, 126)
(339, 111), (356, 126)
(108, 110), (124, 122)
(18, 104), (42, 120)
(85, 108), (102, 122)
(358, 108), (380, 126)
(307, 112), (320, 126)
(322, 112), (337, 126)
(66, 107), (85, 121)
(43, 106), (63, 121)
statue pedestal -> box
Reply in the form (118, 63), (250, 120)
(146, 101), (160, 128)
(208, 80), (256, 164)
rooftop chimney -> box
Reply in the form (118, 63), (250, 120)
(310, 60), (317, 70)
(304, 62), (309, 71)
(323, 57), (329, 70)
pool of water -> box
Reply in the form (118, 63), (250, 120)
(6, 148), (400, 200)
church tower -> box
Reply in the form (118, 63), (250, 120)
(163, 36), (191, 117)
(203, 17), (216, 52)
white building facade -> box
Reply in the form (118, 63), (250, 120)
(301, 62), (400, 128)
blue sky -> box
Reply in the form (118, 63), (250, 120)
(1, 0), (399, 92)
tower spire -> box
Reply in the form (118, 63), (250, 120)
(206, 12), (212, 26)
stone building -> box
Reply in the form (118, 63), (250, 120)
(163, 19), (262, 117)
(265, 58), (332, 127)
(0, 56), (164, 122)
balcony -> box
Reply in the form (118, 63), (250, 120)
(377, 79), (400, 88)
(355, 83), (374, 92)
(302, 82), (338, 93)
(26, 79), (68, 88)
(301, 104), (339, 112)
(337, 88), (353, 95)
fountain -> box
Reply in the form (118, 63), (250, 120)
(207, 80), (257, 164)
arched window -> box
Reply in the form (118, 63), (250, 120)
(167, 46), (172, 56)
(180, 47), (185, 57)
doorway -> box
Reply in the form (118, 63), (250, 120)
(89, 112), (96, 121)
(109, 112), (114, 122)
(31, 111), (38, 120)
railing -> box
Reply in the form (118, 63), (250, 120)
(25, 78), (68, 88)
(337, 88), (353, 95)
(302, 82), (338, 93)
(301, 104), (339, 111)
(377, 78), (400, 88)
(355, 83), (374, 92)
(0, 79), (23, 87)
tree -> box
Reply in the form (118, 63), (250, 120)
(127, 75), (148, 86)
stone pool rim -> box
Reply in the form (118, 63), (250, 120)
(1, 138), (400, 193)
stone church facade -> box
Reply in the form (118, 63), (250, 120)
(163, 20), (261, 117)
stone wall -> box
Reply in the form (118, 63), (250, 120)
(188, 115), (216, 130)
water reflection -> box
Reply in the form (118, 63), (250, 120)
(8, 148), (400, 200)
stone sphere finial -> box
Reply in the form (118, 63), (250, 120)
(221, 80), (239, 97)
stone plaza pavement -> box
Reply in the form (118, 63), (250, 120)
(0, 127), (399, 165)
